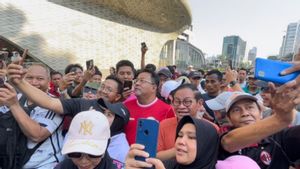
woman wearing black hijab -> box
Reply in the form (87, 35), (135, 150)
(125, 116), (219, 169)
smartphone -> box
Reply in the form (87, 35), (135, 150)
(135, 118), (159, 164)
(86, 59), (94, 70)
(141, 42), (147, 48)
(0, 78), (5, 88)
(254, 58), (300, 84)
(123, 80), (133, 91)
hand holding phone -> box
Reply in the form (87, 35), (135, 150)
(255, 58), (300, 84)
(135, 118), (159, 165)
(123, 80), (133, 91)
(86, 59), (94, 70)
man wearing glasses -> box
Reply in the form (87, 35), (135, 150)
(123, 69), (175, 145)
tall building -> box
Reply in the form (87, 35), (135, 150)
(280, 21), (300, 58)
(222, 35), (247, 69)
(248, 47), (257, 63)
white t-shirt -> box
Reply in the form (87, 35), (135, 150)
(23, 101), (64, 169)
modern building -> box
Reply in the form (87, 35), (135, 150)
(159, 26), (206, 72)
(280, 21), (300, 58)
(222, 35), (247, 69)
(248, 47), (257, 64)
(0, 0), (191, 74)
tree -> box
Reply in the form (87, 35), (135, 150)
(267, 55), (279, 60)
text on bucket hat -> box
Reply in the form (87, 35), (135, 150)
(62, 110), (110, 156)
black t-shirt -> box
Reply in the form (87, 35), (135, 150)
(60, 98), (104, 116)
(219, 125), (300, 169)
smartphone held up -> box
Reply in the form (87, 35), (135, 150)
(254, 58), (300, 84)
(135, 118), (159, 167)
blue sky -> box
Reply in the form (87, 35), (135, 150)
(189, 0), (300, 58)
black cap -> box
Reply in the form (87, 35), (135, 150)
(188, 71), (202, 78)
(158, 69), (172, 79)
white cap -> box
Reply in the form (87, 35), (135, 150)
(206, 92), (257, 113)
(160, 80), (182, 100)
(62, 110), (110, 156)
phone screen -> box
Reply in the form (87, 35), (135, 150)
(123, 80), (132, 91)
(86, 59), (94, 70)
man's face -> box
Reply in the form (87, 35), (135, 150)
(133, 72), (156, 98)
(116, 66), (134, 83)
(238, 70), (247, 81)
(97, 79), (121, 103)
(227, 99), (261, 128)
(247, 77), (257, 88)
(51, 74), (62, 87)
(205, 74), (221, 96)
(74, 67), (83, 84)
(260, 87), (272, 107)
(172, 88), (200, 120)
(25, 65), (49, 92)
(91, 74), (102, 85)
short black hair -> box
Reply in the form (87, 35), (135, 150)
(137, 69), (159, 88)
(105, 75), (123, 95)
(94, 66), (102, 76)
(206, 69), (223, 81)
(145, 64), (157, 72)
(171, 83), (201, 101)
(116, 60), (135, 74)
(50, 71), (62, 77)
(64, 64), (83, 74)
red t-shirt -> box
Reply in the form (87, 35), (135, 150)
(124, 98), (175, 145)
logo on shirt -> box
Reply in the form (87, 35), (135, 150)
(260, 150), (271, 165)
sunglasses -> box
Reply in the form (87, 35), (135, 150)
(67, 152), (103, 159)
(83, 87), (97, 94)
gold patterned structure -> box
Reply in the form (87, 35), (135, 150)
(0, 0), (191, 73)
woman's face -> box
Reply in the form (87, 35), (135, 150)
(175, 123), (197, 165)
(71, 154), (102, 169)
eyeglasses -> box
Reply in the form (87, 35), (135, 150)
(83, 87), (97, 94)
(67, 152), (103, 159)
(133, 78), (154, 85)
(172, 99), (194, 107)
(99, 85), (117, 93)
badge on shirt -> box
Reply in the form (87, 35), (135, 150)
(260, 150), (272, 165)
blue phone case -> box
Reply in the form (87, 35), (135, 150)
(254, 58), (300, 84)
(135, 119), (159, 163)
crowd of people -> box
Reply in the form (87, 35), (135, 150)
(0, 46), (300, 169)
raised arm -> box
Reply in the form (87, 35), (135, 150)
(222, 80), (300, 152)
(7, 63), (64, 114)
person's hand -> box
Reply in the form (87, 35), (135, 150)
(0, 83), (19, 107)
(0, 61), (7, 78)
(82, 67), (95, 82)
(269, 79), (300, 123)
(225, 67), (237, 83)
(59, 72), (76, 90)
(125, 144), (165, 169)
(7, 63), (26, 85)
(141, 46), (148, 55)
(280, 49), (300, 76)
(122, 89), (133, 100)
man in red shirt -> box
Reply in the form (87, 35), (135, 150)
(124, 69), (175, 145)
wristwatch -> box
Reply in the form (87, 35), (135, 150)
(229, 80), (237, 87)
